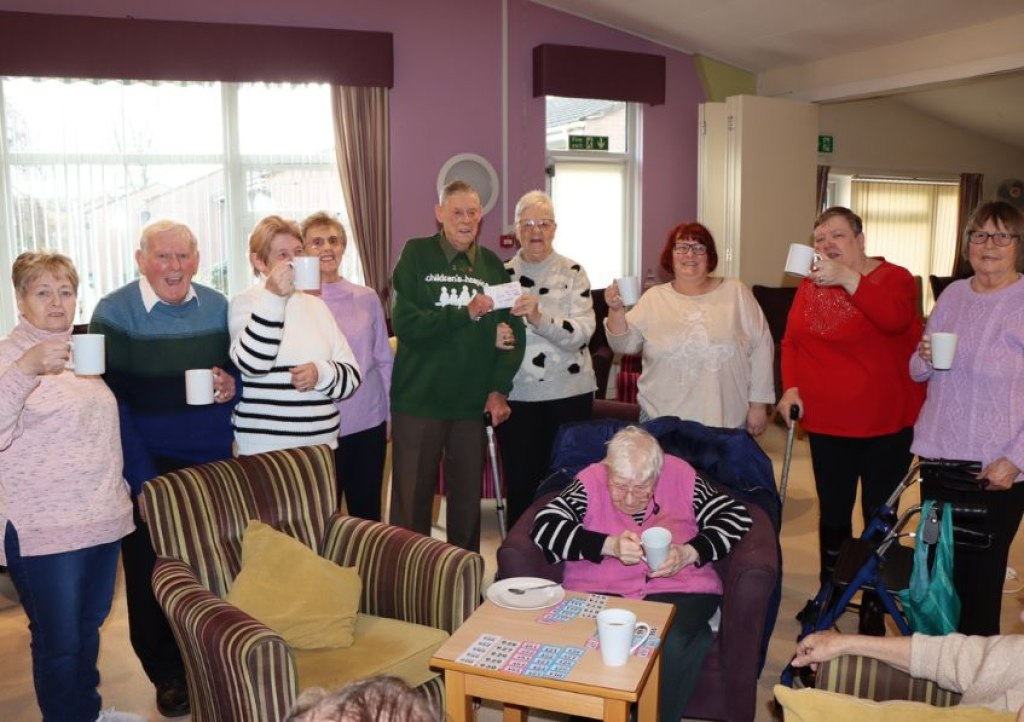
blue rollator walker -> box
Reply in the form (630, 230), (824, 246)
(781, 458), (991, 687)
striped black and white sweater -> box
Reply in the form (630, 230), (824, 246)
(531, 474), (752, 565)
(229, 281), (360, 455)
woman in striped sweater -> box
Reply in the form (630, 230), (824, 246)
(531, 426), (751, 722)
(229, 215), (361, 456)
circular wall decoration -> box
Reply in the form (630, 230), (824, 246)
(997, 178), (1024, 209)
(437, 153), (500, 215)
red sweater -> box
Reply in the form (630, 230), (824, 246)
(781, 259), (925, 437)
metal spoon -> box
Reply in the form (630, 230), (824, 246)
(507, 582), (560, 595)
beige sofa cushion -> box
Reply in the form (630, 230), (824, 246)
(295, 613), (449, 690)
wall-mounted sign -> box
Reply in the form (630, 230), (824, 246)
(818, 135), (835, 154)
(569, 135), (609, 151)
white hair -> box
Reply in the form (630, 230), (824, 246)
(604, 426), (663, 485)
(513, 190), (555, 225)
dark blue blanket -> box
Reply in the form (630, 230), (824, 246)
(538, 416), (783, 671)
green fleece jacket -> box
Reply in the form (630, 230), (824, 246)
(391, 233), (525, 420)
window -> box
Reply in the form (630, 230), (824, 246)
(845, 177), (959, 314)
(0, 78), (358, 332)
(545, 97), (639, 288)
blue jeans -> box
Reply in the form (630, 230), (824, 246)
(5, 522), (121, 722)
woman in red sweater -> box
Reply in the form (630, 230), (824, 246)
(777, 206), (924, 634)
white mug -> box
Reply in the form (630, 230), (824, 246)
(291, 256), (321, 291)
(596, 608), (651, 666)
(641, 526), (672, 570)
(71, 334), (105, 375)
(616, 276), (641, 306)
(784, 244), (820, 277)
(185, 368), (215, 405)
(930, 332), (958, 370)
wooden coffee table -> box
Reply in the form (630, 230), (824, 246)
(430, 593), (675, 722)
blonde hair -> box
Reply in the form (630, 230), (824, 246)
(12, 251), (79, 297)
(249, 215), (302, 274)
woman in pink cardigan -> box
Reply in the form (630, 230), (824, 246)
(0, 252), (138, 722)
(531, 426), (751, 722)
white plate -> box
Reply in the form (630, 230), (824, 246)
(486, 577), (565, 610)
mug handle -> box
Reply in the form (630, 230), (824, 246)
(630, 622), (652, 654)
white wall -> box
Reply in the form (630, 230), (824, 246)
(818, 97), (1024, 197)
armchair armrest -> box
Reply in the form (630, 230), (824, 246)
(816, 654), (962, 707)
(321, 515), (484, 633)
(152, 558), (298, 722)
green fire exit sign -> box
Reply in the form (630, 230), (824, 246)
(818, 135), (835, 153)
(569, 135), (609, 151)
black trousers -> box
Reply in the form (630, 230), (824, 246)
(123, 498), (185, 688)
(807, 428), (914, 582)
(495, 393), (593, 529)
(334, 421), (387, 521)
(920, 469), (1024, 635)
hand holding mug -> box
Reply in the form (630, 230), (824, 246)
(212, 366), (235, 403)
(265, 259), (295, 297)
(917, 333), (933, 364)
(16, 339), (70, 377)
(648, 542), (698, 578)
(604, 529), (643, 565)
(605, 282), (625, 311)
(811, 256), (860, 294)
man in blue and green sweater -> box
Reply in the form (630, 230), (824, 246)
(390, 181), (525, 552)
(90, 220), (237, 718)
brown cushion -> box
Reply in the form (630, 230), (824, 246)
(294, 613), (449, 690)
(774, 686), (1013, 721)
(225, 520), (361, 649)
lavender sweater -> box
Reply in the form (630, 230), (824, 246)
(910, 276), (1024, 478)
(0, 321), (133, 564)
(317, 278), (392, 437)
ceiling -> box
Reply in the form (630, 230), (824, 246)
(532, 0), (1024, 150)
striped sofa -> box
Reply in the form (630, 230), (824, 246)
(815, 654), (961, 706)
(140, 444), (484, 722)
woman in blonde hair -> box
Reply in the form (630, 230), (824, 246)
(229, 215), (361, 455)
(0, 251), (140, 721)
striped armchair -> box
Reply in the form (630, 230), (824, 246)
(140, 445), (484, 722)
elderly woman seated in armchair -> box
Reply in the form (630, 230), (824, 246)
(531, 426), (752, 722)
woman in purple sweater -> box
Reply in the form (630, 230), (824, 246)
(910, 201), (1024, 635)
(300, 212), (392, 520)
(0, 252), (138, 722)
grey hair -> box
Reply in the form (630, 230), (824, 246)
(604, 426), (663, 485)
(139, 220), (197, 252)
(513, 190), (555, 225)
(438, 180), (479, 206)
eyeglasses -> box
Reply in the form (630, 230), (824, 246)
(672, 242), (707, 255)
(518, 219), (556, 231)
(968, 230), (1019, 246)
(608, 482), (654, 499)
(306, 235), (345, 250)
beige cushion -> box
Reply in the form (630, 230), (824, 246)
(774, 685), (1015, 721)
(295, 613), (449, 690)
(226, 520), (361, 650)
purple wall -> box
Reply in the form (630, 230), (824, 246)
(0, 0), (703, 275)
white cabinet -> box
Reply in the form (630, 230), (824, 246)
(698, 95), (819, 287)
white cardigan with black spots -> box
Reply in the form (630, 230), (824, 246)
(504, 251), (597, 402)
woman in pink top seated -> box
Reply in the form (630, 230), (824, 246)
(911, 201), (1024, 636)
(531, 426), (751, 722)
(0, 252), (137, 722)
(300, 212), (392, 521)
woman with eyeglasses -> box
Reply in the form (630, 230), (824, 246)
(604, 222), (774, 434)
(298, 212), (391, 521)
(498, 190), (597, 528)
(777, 206), (924, 635)
(910, 200), (1024, 635)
